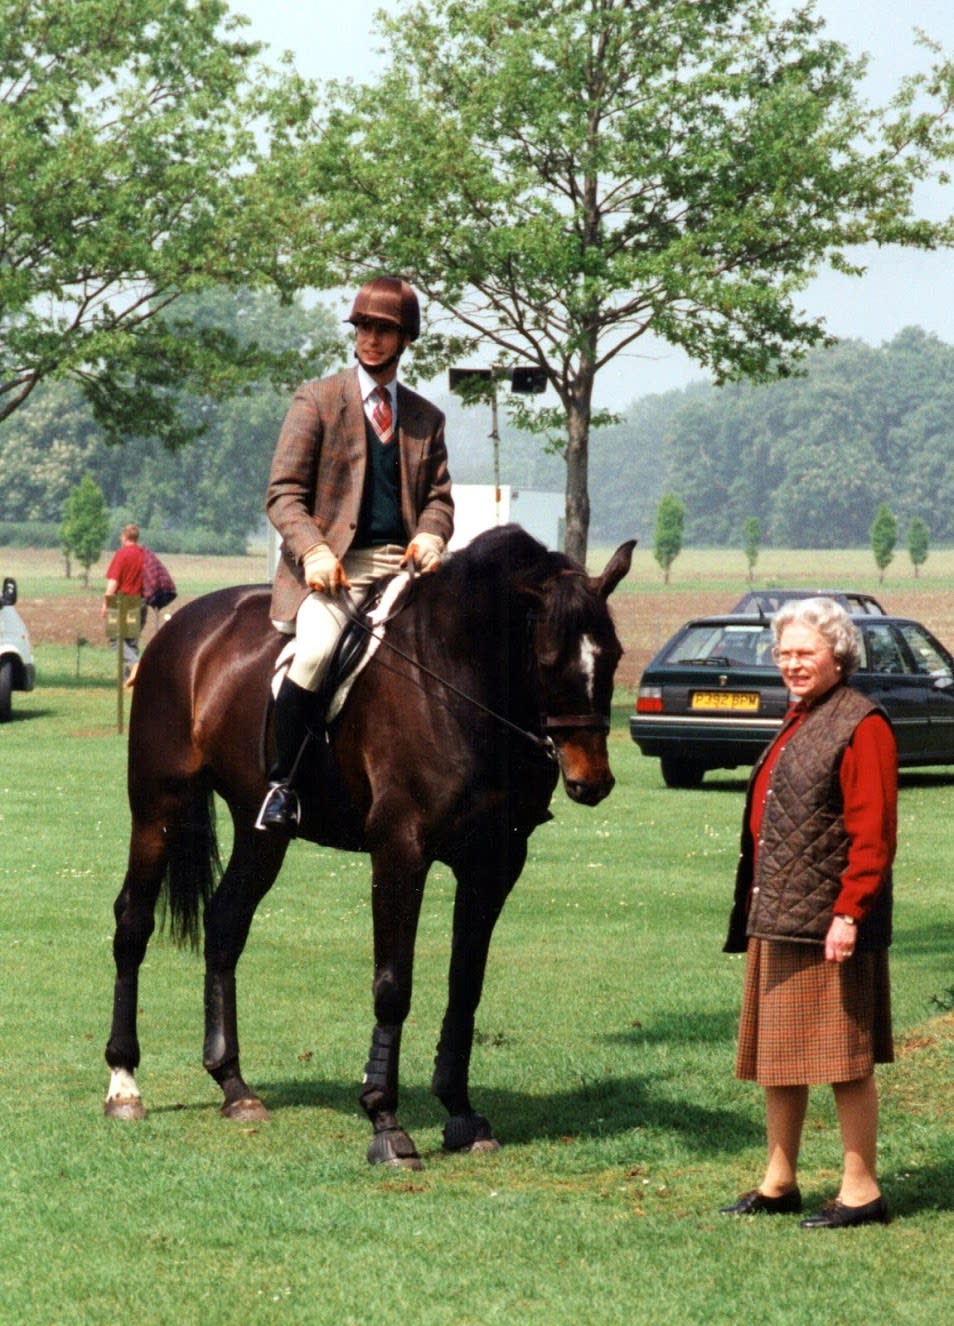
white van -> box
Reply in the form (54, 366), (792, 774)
(0, 576), (35, 721)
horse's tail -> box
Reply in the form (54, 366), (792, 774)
(158, 782), (221, 951)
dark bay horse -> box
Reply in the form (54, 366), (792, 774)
(104, 525), (635, 1167)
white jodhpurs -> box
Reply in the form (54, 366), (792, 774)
(283, 544), (405, 692)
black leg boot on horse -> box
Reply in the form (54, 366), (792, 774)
(255, 676), (322, 833)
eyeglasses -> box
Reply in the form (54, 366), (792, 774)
(771, 647), (823, 665)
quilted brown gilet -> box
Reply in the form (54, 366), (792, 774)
(727, 684), (892, 950)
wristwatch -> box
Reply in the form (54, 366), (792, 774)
(836, 914), (856, 926)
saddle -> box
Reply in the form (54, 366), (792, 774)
(258, 571), (413, 848)
(269, 569), (412, 719)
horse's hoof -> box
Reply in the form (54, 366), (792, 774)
(367, 1128), (423, 1170)
(104, 1096), (147, 1121)
(442, 1112), (499, 1154)
(469, 1136), (502, 1155)
(220, 1096), (270, 1123)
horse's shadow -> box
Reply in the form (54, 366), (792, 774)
(186, 1069), (762, 1157)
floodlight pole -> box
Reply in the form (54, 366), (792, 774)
(448, 362), (547, 529)
(489, 372), (501, 524)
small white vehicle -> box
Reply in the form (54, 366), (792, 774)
(0, 576), (35, 722)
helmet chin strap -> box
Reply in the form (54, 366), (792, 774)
(355, 346), (403, 377)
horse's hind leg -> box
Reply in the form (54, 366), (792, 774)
(104, 818), (168, 1119)
(202, 821), (288, 1122)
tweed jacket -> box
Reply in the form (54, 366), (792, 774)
(266, 368), (454, 624)
(724, 684), (895, 954)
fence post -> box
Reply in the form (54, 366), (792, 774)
(104, 593), (143, 733)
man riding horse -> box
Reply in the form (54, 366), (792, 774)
(257, 276), (454, 832)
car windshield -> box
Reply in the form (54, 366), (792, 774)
(665, 622), (774, 667)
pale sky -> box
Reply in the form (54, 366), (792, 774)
(231, 0), (954, 408)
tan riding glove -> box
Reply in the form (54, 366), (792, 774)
(401, 532), (445, 574)
(302, 542), (350, 592)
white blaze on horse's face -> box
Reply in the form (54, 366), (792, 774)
(579, 635), (599, 703)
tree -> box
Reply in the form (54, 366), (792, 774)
(907, 516), (930, 577)
(0, 0), (321, 448)
(870, 503), (898, 585)
(60, 475), (110, 586)
(306, 0), (954, 559)
(742, 517), (761, 583)
(0, 289), (342, 544)
(653, 494), (685, 585)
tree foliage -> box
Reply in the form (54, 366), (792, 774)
(60, 475), (109, 586)
(742, 517), (761, 582)
(907, 516), (930, 577)
(589, 328), (954, 549)
(653, 494), (685, 584)
(0, 0), (321, 447)
(303, 0), (954, 558)
(870, 502), (898, 584)
(0, 290), (342, 548)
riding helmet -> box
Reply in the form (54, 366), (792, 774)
(347, 277), (421, 342)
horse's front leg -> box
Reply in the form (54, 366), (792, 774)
(360, 852), (428, 1169)
(431, 841), (527, 1154)
(203, 824), (287, 1121)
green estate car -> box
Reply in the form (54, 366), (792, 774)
(0, 577), (36, 722)
(630, 611), (954, 788)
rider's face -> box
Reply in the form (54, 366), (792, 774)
(354, 319), (406, 377)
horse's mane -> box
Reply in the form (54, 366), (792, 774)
(440, 523), (578, 596)
(409, 524), (614, 674)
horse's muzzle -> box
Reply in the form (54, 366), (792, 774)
(564, 772), (616, 806)
(553, 731), (616, 805)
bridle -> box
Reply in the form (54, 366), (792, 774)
(338, 591), (610, 759)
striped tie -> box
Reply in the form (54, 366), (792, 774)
(371, 386), (394, 444)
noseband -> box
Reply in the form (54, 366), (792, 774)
(543, 713), (611, 732)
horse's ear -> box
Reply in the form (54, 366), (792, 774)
(592, 539), (636, 600)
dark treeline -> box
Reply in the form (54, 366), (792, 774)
(587, 326), (954, 548)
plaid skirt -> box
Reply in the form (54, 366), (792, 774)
(735, 938), (894, 1086)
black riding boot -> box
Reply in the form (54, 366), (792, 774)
(255, 676), (321, 833)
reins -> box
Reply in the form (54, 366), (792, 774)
(339, 592), (559, 759)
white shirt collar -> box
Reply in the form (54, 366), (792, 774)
(357, 364), (397, 411)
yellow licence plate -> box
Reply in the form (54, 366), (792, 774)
(691, 691), (760, 712)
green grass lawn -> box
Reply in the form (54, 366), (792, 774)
(1, 662), (953, 1323)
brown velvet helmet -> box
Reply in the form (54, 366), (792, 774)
(347, 277), (421, 341)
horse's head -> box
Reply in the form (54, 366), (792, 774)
(532, 540), (636, 805)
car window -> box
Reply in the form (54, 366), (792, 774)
(730, 590), (885, 616)
(862, 623), (914, 675)
(895, 623), (954, 678)
(666, 623), (774, 666)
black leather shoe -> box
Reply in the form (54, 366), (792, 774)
(799, 1196), (889, 1229)
(719, 1187), (802, 1216)
(255, 783), (301, 833)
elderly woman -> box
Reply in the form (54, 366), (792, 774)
(720, 597), (897, 1229)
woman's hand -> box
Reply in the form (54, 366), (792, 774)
(825, 915), (857, 963)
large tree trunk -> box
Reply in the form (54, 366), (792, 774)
(563, 372), (594, 564)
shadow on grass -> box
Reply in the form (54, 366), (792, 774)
(608, 1008), (740, 1047)
(885, 1154), (954, 1217)
(183, 1070), (764, 1157)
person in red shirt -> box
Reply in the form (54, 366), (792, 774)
(101, 524), (145, 677)
(720, 597), (897, 1229)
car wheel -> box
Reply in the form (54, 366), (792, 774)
(0, 658), (12, 722)
(660, 755), (705, 789)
